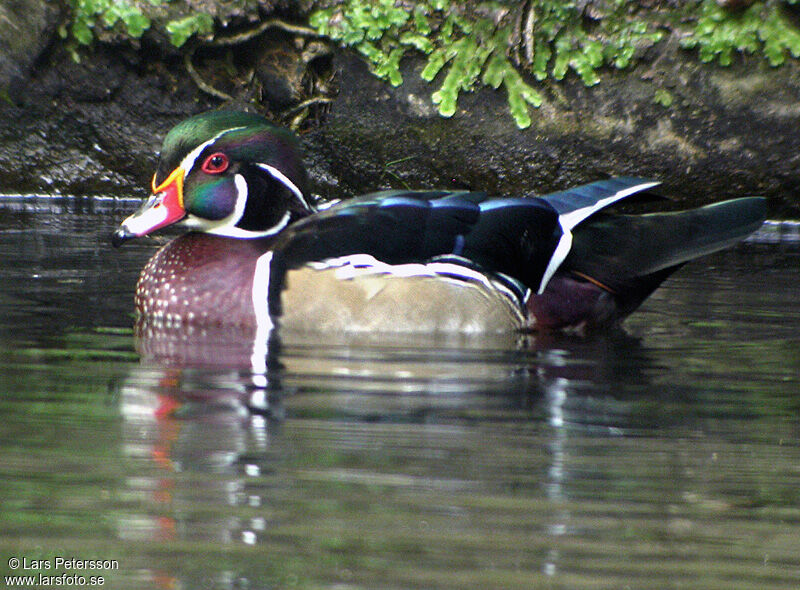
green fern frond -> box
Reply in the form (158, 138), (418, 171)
(681, 0), (800, 67)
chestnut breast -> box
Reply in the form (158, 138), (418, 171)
(135, 233), (274, 327)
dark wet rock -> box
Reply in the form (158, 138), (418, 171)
(0, 44), (217, 196)
(0, 0), (61, 89)
(0, 12), (799, 216)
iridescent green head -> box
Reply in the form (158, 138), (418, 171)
(113, 110), (312, 245)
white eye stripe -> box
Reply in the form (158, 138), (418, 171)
(179, 126), (247, 178)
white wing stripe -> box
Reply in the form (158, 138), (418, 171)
(558, 181), (660, 230)
(537, 180), (660, 294)
(307, 254), (520, 302)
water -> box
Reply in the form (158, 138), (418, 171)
(1, 195), (799, 590)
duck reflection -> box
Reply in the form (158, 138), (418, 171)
(116, 319), (658, 588)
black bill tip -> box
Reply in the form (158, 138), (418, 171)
(111, 226), (135, 248)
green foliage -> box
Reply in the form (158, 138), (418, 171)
(166, 13), (215, 48)
(310, 0), (664, 129)
(59, 0), (800, 128)
(653, 88), (674, 107)
(63, 0), (153, 46)
(681, 0), (800, 66)
(535, 1), (663, 85)
(62, 0), (213, 52)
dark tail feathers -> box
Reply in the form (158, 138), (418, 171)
(562, 196), (767, 320)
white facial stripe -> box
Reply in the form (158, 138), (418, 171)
(255, 163), (312, 212)
(179, 126), (247, 179)
(206, 211), (291, 238)
(230, 173), (249, 225)
(184, 174), (290, 238)
(182, 173), (246, 233)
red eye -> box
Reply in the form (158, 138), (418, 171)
(201, 152), (229, 174)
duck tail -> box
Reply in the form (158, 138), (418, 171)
(531, 197), (767, 329)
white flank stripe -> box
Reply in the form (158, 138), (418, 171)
(255, 163), (312, 212)
(308, 254), (520, 303)
(537, 180), (660, 294)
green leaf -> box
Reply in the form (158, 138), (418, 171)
(503, 67), (541, 129)
(421, 48), (448, 81)
(413, 7), (432, 36)
(532, 41), (551, 80)
(613, 45), (635, 69)
(653, 88), (673, 107)
(72, 18), (94, 45)
(552, 35), (573, 80)
(309, 9), (335, 35)
(571, 51), (601, 86)
(432, 39), (476, 117)
(584, 39), (604, 67)
(341, 27), (366, 45)
(399, 32), (434, 54)
(481, 53), (506, 89)
(759, 9), (800, 66)
(374, 47), (405, 86)
(166, 13), (214, 48)
(123, 12), (150, 38)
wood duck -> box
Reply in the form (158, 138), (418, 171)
(113, 110), (766, 334)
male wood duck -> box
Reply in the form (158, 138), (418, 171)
(113, 110), (766, 334)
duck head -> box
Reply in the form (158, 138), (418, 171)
(112, 110), (311, 246)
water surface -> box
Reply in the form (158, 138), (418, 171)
(1, 195), (799, 589)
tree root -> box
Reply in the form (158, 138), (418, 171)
(182, 18), (330, 122)
(184, 52), (234, 101)
(210, 18), (319, 47)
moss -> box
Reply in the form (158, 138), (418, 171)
(60, 0), (800, 128)
(61, 0), (153, 47)
(653, 88), (674, 108)
(165, 13), (215, 48)
(309, 0), (800, 128)
(60, 0), (216, 52)
(680, 0), (800, 66)
(309, 1), (666, 128)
